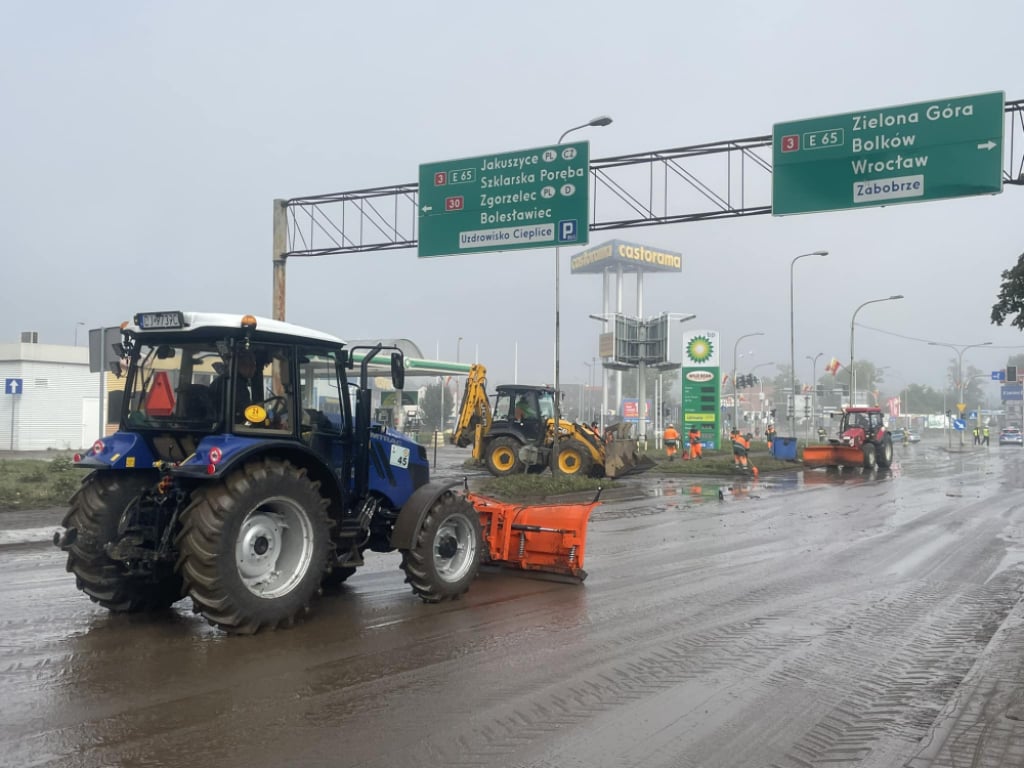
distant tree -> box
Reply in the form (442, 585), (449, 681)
(991, 252), (1024, 330)
(899, 383), (945, 414)
(420, 381), (453, 430)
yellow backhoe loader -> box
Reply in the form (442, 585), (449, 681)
(450, 364), (654, 479)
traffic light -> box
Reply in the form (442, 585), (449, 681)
(770, 408), (777, 418)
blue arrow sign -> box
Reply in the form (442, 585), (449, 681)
(953, 418), (966, 430)
(993, 370), (1006, 381)
(5, 378), (23, 395)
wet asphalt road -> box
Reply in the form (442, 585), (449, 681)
(3, 438), (1024, 768)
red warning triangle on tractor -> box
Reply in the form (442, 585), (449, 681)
(145, 371), (176, 416)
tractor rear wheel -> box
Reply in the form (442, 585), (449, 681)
(400, 492), (482, 602)
(553, 439), (594, 477)
(862, 442), (877, 469)
(876, 436), (894, 468)
(176, 459), (331, 634)
(59, 471), (182, 613)
(485, 436), (524, 476)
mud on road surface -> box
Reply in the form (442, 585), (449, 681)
(2, 440), (1024, 767)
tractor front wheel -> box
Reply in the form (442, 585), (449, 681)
(400, 492), (482, 603)
(176, 459), (331, 634)
(862, 442), (877, 469)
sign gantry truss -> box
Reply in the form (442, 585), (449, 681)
(280, 100), (1024, 260)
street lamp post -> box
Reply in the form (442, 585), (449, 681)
(663, 313), (697, 440)
(74, 321), (85, 346)
(928, 340), (991, 446)
(749, 361), (775, 434)
(849, 295), (904, 405)
(452, 336), (463, 432)
(733, 332), (764, 435)
(583, 359), (595, 422)
(789, 250), (828, 437)
(806, 352), (823, 438)
(553, 115), (612, 472)
(588, 312), (613, 432)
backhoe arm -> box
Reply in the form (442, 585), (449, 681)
(450, 364), (492, 452)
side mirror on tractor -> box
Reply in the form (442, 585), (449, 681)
(390, 352), (405, 390)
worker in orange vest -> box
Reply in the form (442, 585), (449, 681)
(688, 425), (703, 460)
(765, 422), (776, 450)
(663, 423), (681, 461)
(731, 429), (750, 470)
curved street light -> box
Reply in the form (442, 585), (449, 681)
(553, 116), (612, 467)
(928, 340), (991, 445)
(733, 332), (764, 433)
(789, 250), (828, 436)
(849, 295), (903, 405)
(750, 362), (775, 432)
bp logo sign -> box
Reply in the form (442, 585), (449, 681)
(685, 335), (714, 365)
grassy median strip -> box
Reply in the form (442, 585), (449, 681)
(1, 445), (806, 511)
(0, 457), (82, 511)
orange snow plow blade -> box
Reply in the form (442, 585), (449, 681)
(467, 492), (599, 582)
(802, 443), (865, 469)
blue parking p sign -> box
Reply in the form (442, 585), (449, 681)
(5, 378), (23, 395)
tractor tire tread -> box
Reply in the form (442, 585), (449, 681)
(176, 458), (330, 635)
(61, 471), (182, 613)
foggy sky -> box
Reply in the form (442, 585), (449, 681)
(2, 0), (1023, 399)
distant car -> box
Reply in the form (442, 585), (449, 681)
(999, 427), (1023, 446)
(896, 428), (921, 443)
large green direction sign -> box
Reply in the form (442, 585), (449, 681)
(418, 142), (590, 258)
(772, 91), (1004, 215)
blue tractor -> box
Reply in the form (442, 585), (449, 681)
(54, 311), (483, 634)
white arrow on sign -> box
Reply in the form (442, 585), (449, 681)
(6, 380), (20, 394)
(421, 205), (433, 213)
(977, 140), (997, 151)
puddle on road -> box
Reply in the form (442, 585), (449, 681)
(641, 466), (899, 504)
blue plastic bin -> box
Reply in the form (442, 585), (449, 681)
(772, 436), (797, 461)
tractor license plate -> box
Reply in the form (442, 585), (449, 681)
(135, 311), (185, 329)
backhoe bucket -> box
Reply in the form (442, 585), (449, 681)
(604, 441), (656, 478)
(601, 421), (656, 478)
(467, 492), (598, 581)
(802, 443), (865, 469)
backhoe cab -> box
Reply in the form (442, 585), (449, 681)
(451, 364), (654, 479)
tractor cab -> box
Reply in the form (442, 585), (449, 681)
(121, 330), (347, 466)
(838, 407), (886, 448)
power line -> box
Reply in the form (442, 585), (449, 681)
(855, 322), (1024, 350)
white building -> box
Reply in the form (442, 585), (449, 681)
(0, 340), (100, 451)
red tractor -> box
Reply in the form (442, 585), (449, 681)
(803, 406), (894, 470)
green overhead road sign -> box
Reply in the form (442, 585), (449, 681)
(772, 91), (1005, 215)
(418, 141), (590, 258)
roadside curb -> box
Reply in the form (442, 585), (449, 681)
(0, 526), (59, 548)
